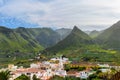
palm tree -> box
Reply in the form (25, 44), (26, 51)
(0, 70), (11, 80)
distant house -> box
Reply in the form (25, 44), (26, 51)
(30, 63), (40, 68)
(8, 64), (18, 71)
(109, 65), (120, 70)
(78, 69), (95, 79)
(79, 71), (89, 79)
(100, 69), (111, 73)
(98, 64), (109, 68)
(55, 70), (67, 77)
(50, 57), (70, 64)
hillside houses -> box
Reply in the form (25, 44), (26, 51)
(1, 57), (120, 80)
(9, 57), (67, 80)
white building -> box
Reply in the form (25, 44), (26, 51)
(30, 63), (39, 68)
(98, 64), (109, 68)
(55, 70), (67, 77)
(8, 64), (18, 71)
(51, 57), (69, 64)
(100, 69), (111, 73)
(79, 71), (89, 79)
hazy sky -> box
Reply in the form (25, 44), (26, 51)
(0, 0), (120, 30)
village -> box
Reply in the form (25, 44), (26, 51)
(0, 56), (120, 80)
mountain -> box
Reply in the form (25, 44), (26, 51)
(89, 30), (102, 38)
(84, 30), (92, 34)
(95, 21), (120, 50)
(56, 28), (72, 40)
(43, 26), (120, 63)
(0, 26), (62, 66)
(27, 28), (61, 48)
(44, 26), (94, 53)
(0, 26), (43, 53)
(0, 26), (61, 53)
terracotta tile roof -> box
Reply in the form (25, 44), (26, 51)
(67, 70), (79, 76)
(12, 68), (45, 74)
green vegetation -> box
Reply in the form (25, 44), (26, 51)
(14, 74), (30, 80)
(14, 74), (40, 80)
(48, 45), (120, 64)
(50, 75), (81, 80)
(0, 26), (61, 67)
(88, 68), (117, 80)
(64, 64), (86, 71)
(0, 26), (61, 54)
(89, 30), (101, 38)
(56, 28), (72, 40)
(0, 26), (43, 53)
(95, 21), (120, 50)
(0, 23), (120, 80)
(44, 26), (94, 54)
(27, 27), (60, 48)
(0, 70), (10, 80)
(43, 26), (120, 64)
(1, 22), (120, 68)
(32, 75), (40, 80)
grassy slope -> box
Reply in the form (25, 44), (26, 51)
(44, 26), (93, 54)
(47, 44), (120, 64)
(95, 21), (120, 50)
(43, 26), (120, 64)
(0, 27), (43, 53)
(27, 28), (61, 48)
(0, 27), (44, 67)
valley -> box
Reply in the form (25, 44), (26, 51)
(1, 21), (120, 68)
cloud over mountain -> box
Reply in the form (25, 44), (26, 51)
(0, 0), (120, 30)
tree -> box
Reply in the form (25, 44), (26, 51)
(49, 75), (64, 80)
(14, 74), (30, 80)
(65, 76), (81, 80)
(88, 74), (98, 80)
(33, 75), (40, 80)
(0, 70), (10, 80)
(50, 75), (81, 80)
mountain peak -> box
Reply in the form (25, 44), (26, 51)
(116, 20), (120, 24)
(72, 25), (79, 30)
(110, 20), (120, 29)
(72, 26), (82, 33)
(45, 26), (93, 53)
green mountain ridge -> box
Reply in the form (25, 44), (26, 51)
(27, 28), (61, 48)
(1, 21), (120, 65)
(0, 26), (43, 53)
(89, 30), (102, 38)
(56, 28), (72, 40)
(42, 24), (120, 64)
(44, 26), (94, 54)
(95, 21), (120, 50)
(0, 26), (62, 54)
(0, 26), (61, 67)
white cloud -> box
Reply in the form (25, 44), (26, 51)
(0, 0), (49, 16)
(0, 0), (120, 30)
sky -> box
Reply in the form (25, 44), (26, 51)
(0, 0), (120, 30)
